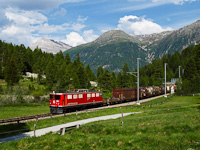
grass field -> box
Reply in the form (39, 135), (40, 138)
(0, 95), (200, 149)
(0, 102), (50, 119)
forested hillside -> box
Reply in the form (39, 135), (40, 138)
(0, 40), (95, 90)
(139, 43), (200, 94)
(0, 40), (199, 95)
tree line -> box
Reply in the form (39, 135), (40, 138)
(139, 43), (200, 94)
(0, 40), (97, 91)
(0, 39), (199, 94)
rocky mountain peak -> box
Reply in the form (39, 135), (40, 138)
(29, 38), (72, 54)
(94, 30), (134, 45)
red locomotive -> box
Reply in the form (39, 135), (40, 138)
(49, 89), (103, 113)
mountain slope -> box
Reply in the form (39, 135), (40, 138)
(64, 20), (200, 73)
(29, 38), (72, 54)
(149, 20), (200, 59)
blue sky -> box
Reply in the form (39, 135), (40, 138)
(0, 0), (199, 47)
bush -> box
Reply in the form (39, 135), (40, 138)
(32, 90), (44, 102)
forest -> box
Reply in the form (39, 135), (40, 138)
(0, 39), (200, 97)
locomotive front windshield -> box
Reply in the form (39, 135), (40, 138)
(50, 95), (54, 99)
(50, 95), (61, 99)
(55, 95), (60, 99)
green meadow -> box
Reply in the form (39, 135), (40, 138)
(0, 95), (199, 150)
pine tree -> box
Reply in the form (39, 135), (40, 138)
(184, 58), (197, 80)
(117, 72), (122, 88)
(122, 63), (131, 88)
(62, 64), (73, 89)
(111, 72), (117, 89)
(72, 73), (80, 89)
(65, 53), (72, 65)
(45, 59), (56, 90)
(4, 57), (20, 86)
(101, 69), (112, 91)
(97, 66), (104, 78)
(77, 65), (87, 88)
(85, 64), (96, 81)
(73, 53), (82, 69)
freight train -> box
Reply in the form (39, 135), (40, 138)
(49, 86), (173, 114)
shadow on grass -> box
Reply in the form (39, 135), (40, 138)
(0, 123), (30, 138)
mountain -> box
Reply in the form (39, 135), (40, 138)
(64, 20), (200, 73)
(65, 30), (147, 73)
(148, 20), (200, 59)
(29, 38), (71, 54)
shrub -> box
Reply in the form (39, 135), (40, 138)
(32, 90), (44, 102)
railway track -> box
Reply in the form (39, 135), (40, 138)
(0, 94), (170, 125)
(0, 113), (55, 124)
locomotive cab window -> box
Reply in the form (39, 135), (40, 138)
(50, 95), (54, 99)
(55, 95), (60, 99)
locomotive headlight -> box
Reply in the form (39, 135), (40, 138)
(58, 103), (60, 105)
(50, 102), (51, 104)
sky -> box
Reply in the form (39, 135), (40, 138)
(0, 0), (200, 47)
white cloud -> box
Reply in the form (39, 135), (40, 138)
(117, 0), (197, 12)
(83, 30), (98, 42)
(71, 23), (86, 32)
(36, 23), (70, 34)
(0, 25), (36, 46)
(152, 0), (197, 5)
(0, 6), (88, 47)
(77, 16), (88, 23)
(128, 0), (197, 5)
(117, 15), (172, 35)
(65, 32), (86, 47)
(0, 7), (49, 46)
(0, 0), (85, 11)
(5, 7), (47, 25)
(64, 30), (98, 47)
(52, 8), (67, 16)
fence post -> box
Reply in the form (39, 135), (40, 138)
(34, 124), (36, 138)
(76, 110), (78, 116)
(121, 111), (124, 126)
(50, 114), (52, 120)
(60, 127), (65, 135)
(76, 124), (80, 128)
